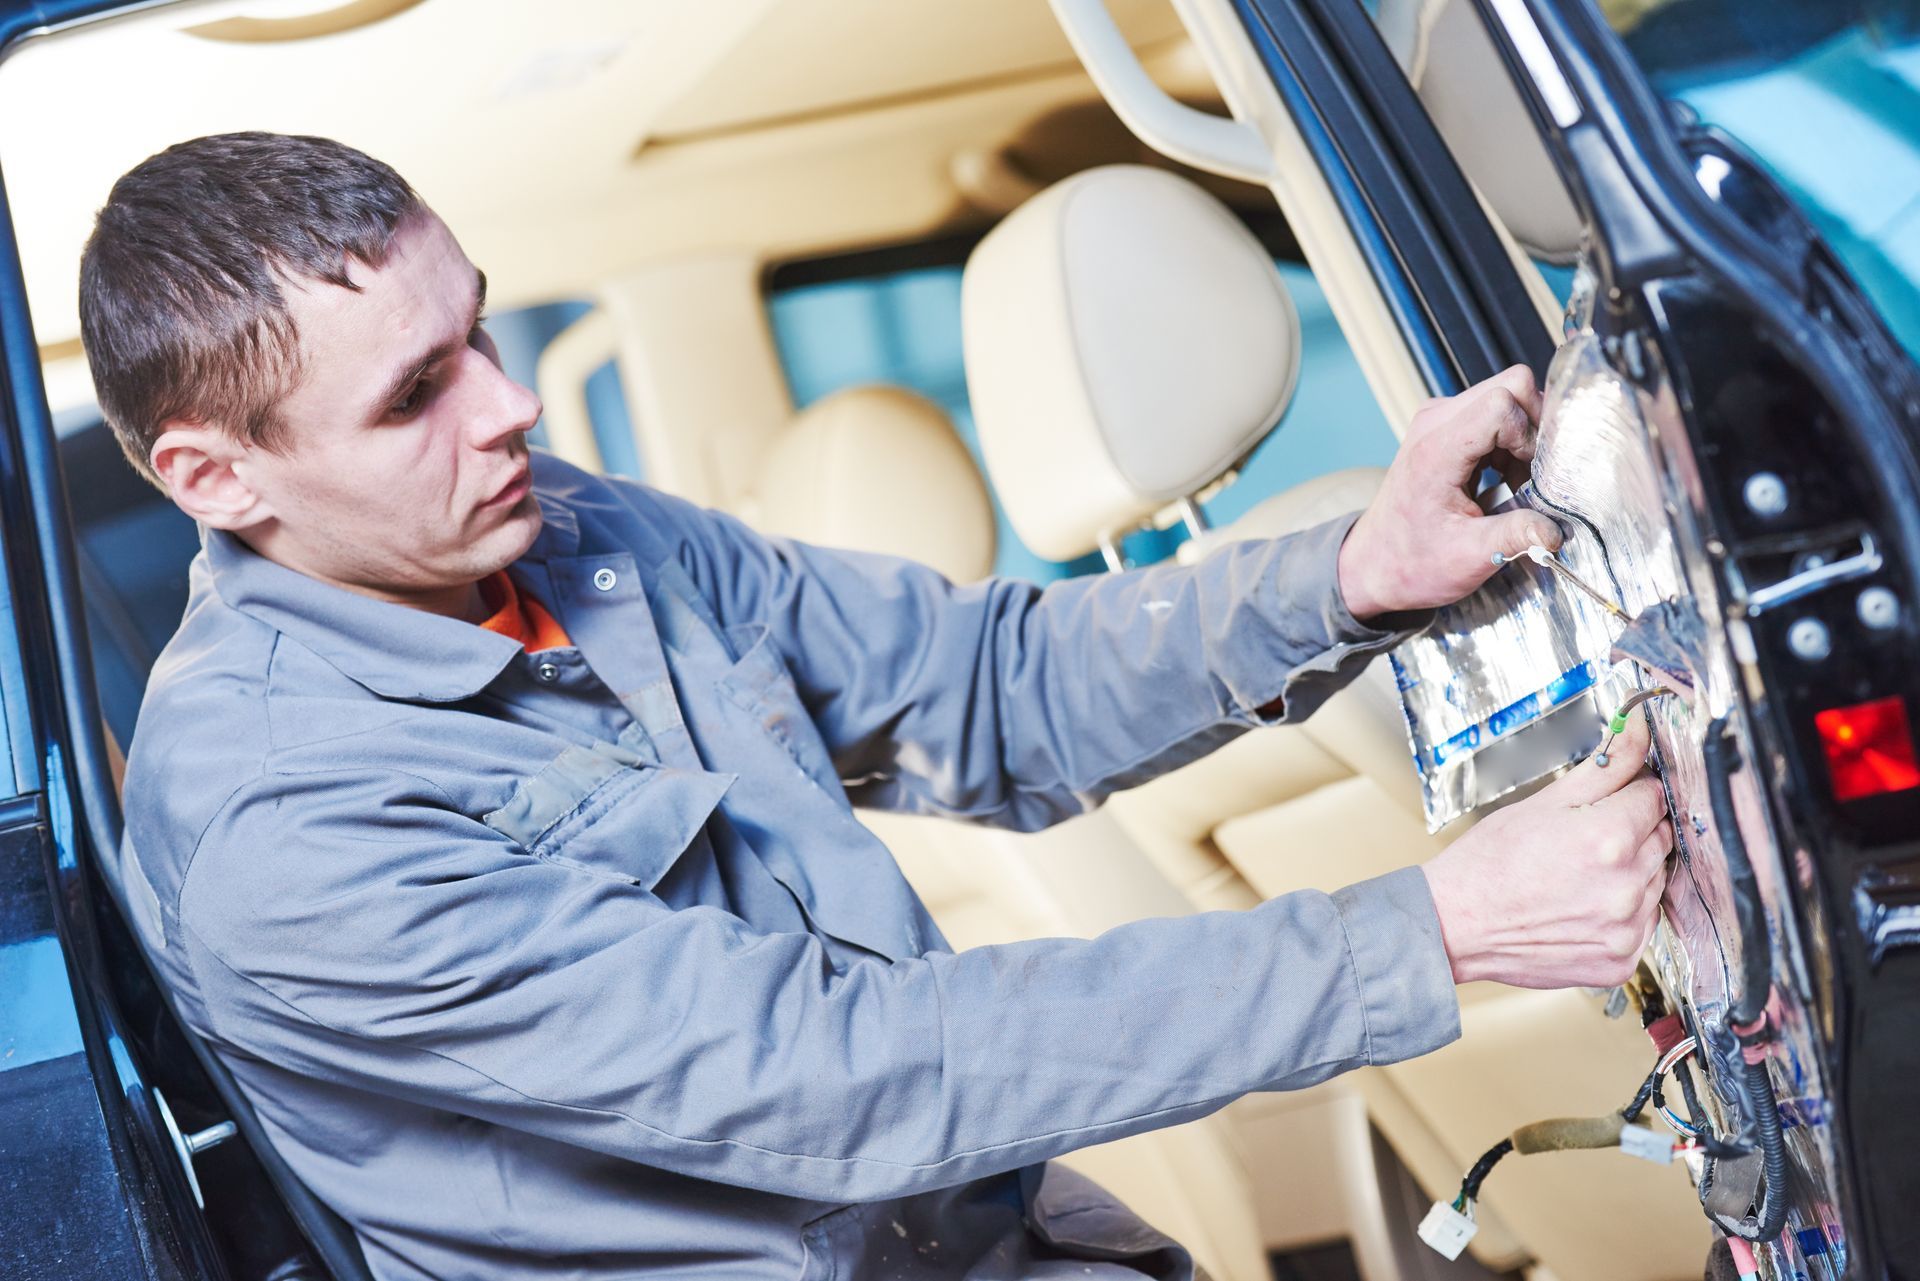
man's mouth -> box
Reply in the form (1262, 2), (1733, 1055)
(483, 467), (532, 509)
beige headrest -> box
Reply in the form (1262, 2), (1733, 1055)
(962, 166), (1301, 561)
(743, 385), (996, 582)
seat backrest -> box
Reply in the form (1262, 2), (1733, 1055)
(958, 167), (1429, 861)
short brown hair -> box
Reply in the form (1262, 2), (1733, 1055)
(78, 131), (420, 486)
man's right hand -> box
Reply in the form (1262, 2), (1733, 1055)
(1421, 713), (1673, 989)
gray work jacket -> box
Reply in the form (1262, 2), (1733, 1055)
(116, 452), (1460, 1280)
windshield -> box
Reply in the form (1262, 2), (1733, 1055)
(1608, 0), (1920, 357)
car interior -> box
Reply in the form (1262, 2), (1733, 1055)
(7, 1), (1751, 1278)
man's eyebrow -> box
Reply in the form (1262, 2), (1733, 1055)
(366, 267), (489, 418)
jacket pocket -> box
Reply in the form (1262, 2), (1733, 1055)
(718, 625), (840, 790)
(483, 740), (733, 889)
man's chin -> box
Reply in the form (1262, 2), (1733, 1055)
(488, 491), (545, 568)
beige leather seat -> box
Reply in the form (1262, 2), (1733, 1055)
(961, 165), (1709, 1280)
(962, 162), (1443, 921)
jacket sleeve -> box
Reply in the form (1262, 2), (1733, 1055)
(178, 765), (1460, 1204)
(648, 489), (1416, 829)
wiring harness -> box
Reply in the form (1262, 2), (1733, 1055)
(1418, 1015), (1751, 1260)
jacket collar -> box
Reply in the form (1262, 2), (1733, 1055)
(207, 469), (587, 703)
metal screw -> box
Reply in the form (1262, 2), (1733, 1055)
(1786, 617), (1831, 661)
(592, 567), (618, 592)
(1622, 330), (1647, 383)
(1858, 586), (1899, 630)
(1743, 472), (1788, 518)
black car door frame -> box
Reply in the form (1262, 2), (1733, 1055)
(1230, 0), (1559, 394)
(0, 0), (228, 1275)
(0, 2), (371, 1278)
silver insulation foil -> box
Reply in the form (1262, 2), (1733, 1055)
(1393, 328), (1679, 830)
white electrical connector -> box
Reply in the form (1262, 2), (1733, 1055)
(1618, 1121), (1674, 1164)
(1417, 1201), (1479, 1260)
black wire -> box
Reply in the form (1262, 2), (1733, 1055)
(1675, 1052), (1708, 1126)
(1621, 1066), (1661, 1123)
(1736, 1054), (1792, 1239)
(1672, 1052), (1751, 1158)
(1460, 1138), (1514, 1202)
(1704, 717), (1772, 1027)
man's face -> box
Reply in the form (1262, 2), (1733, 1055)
(227, 210), (544, 607)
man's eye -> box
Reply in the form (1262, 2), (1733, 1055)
(391, 380), (431, 419)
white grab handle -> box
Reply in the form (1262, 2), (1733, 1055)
(1049, 0), (1275, 185)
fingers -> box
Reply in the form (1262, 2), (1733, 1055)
(1551, 713), (1654, 807)
(1592, 774), (1670, 840)
(1610, 706), (1653, 765)
(1627, 845), (1671, 942)
(1485, 364), (1544, 424)
(1478, 507), (1565, 564)
(1436, 366), (1542, 482)
(1633, 818), (1675, 873)
(1595, 817), (1671, 979)
(1626, 880), (1666, 965)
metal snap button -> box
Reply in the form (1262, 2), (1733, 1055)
(535, 661), (561, 683)
(592, 568), (617, 592)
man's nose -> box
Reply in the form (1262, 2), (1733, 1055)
(467, 349), (544, 449)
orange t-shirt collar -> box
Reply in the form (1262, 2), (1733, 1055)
(476, 571), (573, 653)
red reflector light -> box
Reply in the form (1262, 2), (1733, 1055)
(1815, 696), (1920, 801)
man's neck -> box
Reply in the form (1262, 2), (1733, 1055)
(398, 579), (490, 624)
(232, 529), (489, 624)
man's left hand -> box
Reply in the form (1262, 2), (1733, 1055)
(1338, 365), (1565, 622)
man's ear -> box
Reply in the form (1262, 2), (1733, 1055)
(149, 424), (274, 530)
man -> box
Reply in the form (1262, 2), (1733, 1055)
(88, 133), (1670, 1280)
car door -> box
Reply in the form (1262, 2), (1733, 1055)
(1478, 6), (1920, 1278)
(1271, 2), (1920, 1278)
(1056, 0), (1919, 1277)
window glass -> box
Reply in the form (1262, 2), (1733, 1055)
(1610, 1), (1920, 358)
(766, 256), (1399, 583)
